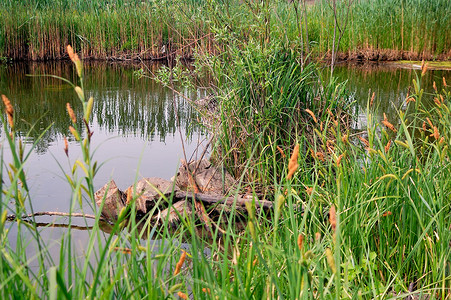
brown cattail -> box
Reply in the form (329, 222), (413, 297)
(305, 109), (317, 123)
(421, 60), (428, 76)
(252, 258), (258, 267)
(67, 45), (83, 78)
(426, 117), (433, 127)
(297, 233), (304, 251)
(66, 103), (77, 123)
(443, 77), (447, 87)
(358, 136), (370, 147)
(434, 97), (441, 107)
(69, 126), (80, 141)
(316, 151), (325, 162)
(440, 95), (444, 103)
(287, 144), (299, 179)
(277, 145), (286, 158)
(64, 136), (69, 157)
(430, 126), (440, 140)
(315, 232), (321, 242)
(2, 95), (14, 129)
(422, 121), (427, 131)
(336, 153), (344, 166)
(433, 81), (437, 92)
(173, 250), (187, 275)
(370, 92), (375, 107)
(382, 113), (397, 133)
(177, 292), (188, 299)
(422, 64), (428, 76)
(329, 205), (336, 232)
(406, 97), (415, 104)
(384, 140), (392, 153)
(439, 137), (445, 145)
(382, 211), (392, 217)
(202, 288), (211, 294)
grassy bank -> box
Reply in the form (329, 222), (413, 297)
(0, 0), (450, 61)
(1, 38), (450, 298)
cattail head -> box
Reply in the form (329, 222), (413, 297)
(315, 232), (321, 242)
(67, 45), (83, 78)
(277, 145), (286, 158)
(421, 61), (428, 76)
(316, 151), (325, 162)
(2, 95), (14, 129)
(426, 117), (433, 127)
(406, 97), (415, 104)
(329, 205), (336, 232)
(173, 250), (187, 276)
(297, 233), (304, 251)
(434, 97), (441, 107)
(370, 92), (375, 107)
(422, 121), (427, 131)
(177, 292), (188, 299)
(358, 135), (370, 147)
(382, 113), (397, 133)
(287, 144), (299, 179)
(430, 126), (440, 140)
(384, 139), (392, 153)
(305, 109), (317, 123)
(433, 81), (437, 92)
(443, 77), (447, 87)
(69, 126), (80, 141)
(336, 153), (344, 166)
(66, 103), (77, 123)
(64, 136), (69, 157)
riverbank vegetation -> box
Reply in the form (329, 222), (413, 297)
(1, 0), (450, 298)
(0, 0), (450, 61)
(1, 37), (450, 297)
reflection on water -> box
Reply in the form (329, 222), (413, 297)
(329, 62), (451, 128)
(1, 61), (208, 275)
(0, 61), (202, 154)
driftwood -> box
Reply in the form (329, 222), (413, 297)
(174, 191), (273, 210)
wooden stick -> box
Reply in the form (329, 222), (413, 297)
(175, 191), (273, 210)
(7, 211), (106, 222)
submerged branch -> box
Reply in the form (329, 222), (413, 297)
(7, 211), (106, 222)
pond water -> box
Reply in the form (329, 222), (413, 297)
(1, 60), (450, 265)
(0, 61), (206, 262)
(330, 62), (451, 128)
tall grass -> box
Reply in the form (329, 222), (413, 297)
(0, 0), (450, 61)
(1, 54), (450, 297)
(0, 35), (450, 300)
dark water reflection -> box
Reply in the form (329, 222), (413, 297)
(0, 61), (201, 154)
(330, 63), (451, 129)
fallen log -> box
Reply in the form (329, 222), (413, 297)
(174, 191), (273, 210)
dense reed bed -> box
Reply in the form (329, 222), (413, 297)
(0, 0), (450, 61)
